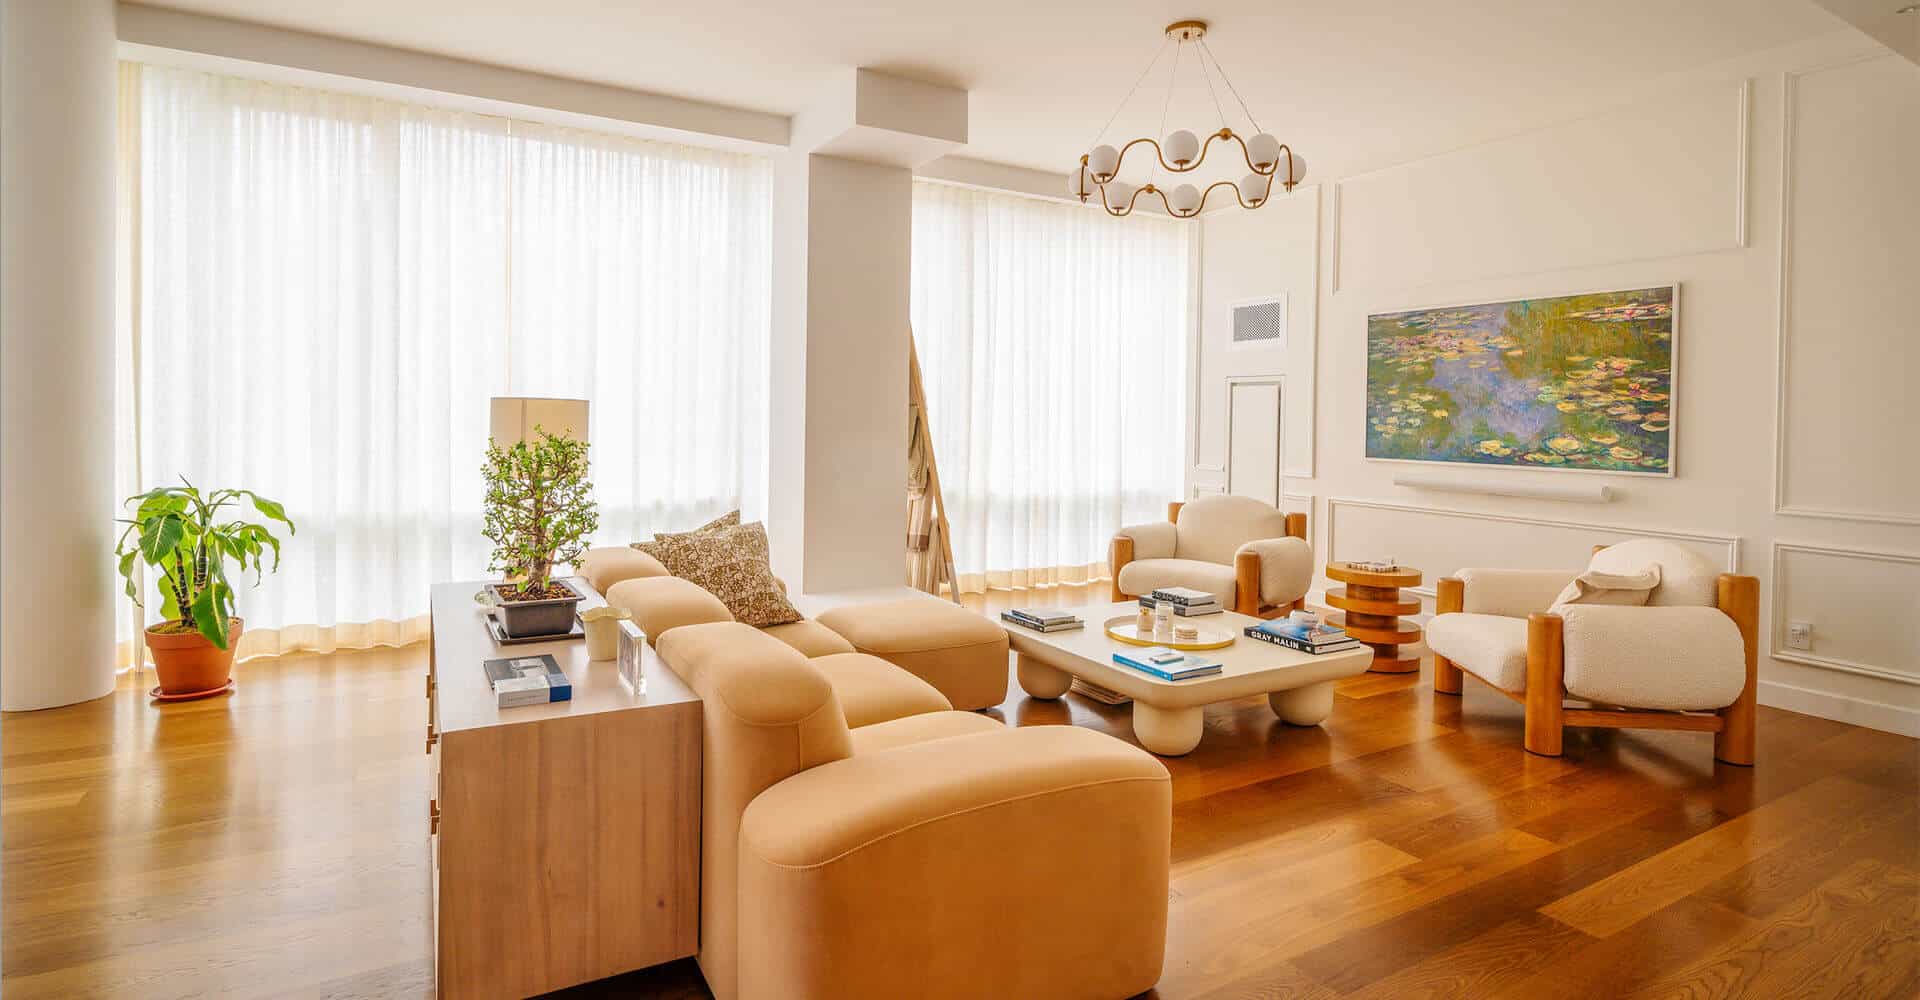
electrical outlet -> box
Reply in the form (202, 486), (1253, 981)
(1786, 621), (1814, 651)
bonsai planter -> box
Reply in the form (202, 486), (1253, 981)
(491, 580), (585, 639)
(145, 618), (244, 698)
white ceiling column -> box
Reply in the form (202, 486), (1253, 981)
(1, 0), (119, 710)
(766, 69), (965, 594)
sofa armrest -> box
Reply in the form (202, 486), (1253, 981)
(1116, 520), (1177, 560)
(738, 725), (1171, 1000)
(1455, 567), (1577, 618)
(577, 546), (669, 595)
(1111, 520), (1177, 601)
(1234, 537), (1313, 613)
(1558, 605), (1748, 711)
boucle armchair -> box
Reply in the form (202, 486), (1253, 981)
(657, 622), (1172, 1000)
(1427, 539), (1760, 764)
(1110, 494), (1311, 618)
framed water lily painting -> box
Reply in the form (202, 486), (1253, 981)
(1365, 285), (1675, 476)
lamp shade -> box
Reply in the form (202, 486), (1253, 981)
(490, 397), (589, 447)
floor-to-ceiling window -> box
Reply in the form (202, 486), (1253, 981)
(910, 179), (1192, 593)
(115, 62), (771, 662)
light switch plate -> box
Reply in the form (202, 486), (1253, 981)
(1786, 621), (1813, 651)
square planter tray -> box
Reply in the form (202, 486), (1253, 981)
(484, 607), (586, 645)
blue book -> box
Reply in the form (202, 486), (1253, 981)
(1252, 619), (1350, 646)
(1112, 649), (1223, 681)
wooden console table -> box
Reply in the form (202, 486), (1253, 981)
(427, 580), (701, 998)
(1324, 562), (1424, 674)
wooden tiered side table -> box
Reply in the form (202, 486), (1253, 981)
(1324, 562), (1424, 674)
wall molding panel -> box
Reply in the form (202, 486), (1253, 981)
(1324, 497), (1741, 598)
(1771, 55), (1920, 526)
(1769, 541), (1920, 686)
(1759, 679), (1920, 739)
(1331, 78), (1751, 293)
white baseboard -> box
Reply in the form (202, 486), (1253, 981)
(1758, 679), (1920, 738)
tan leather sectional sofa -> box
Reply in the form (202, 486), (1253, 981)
(578, 548), (1174, 1000)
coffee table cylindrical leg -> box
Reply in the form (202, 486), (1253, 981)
(1133, 702), (1204, 756)
(1016, 653), (1072, 700)
(1268, 681), (1336, 726)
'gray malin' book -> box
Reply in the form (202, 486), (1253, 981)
(483, 654), (572, 707)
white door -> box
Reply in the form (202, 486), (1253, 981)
(1226, 378), (1282, 507)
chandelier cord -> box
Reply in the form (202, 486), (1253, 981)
(1089, 38), (1171, 152)
(1151, 39), (1182, 187)
(1199, 38), (1262, 134)
(1197, 41), (1229, 131)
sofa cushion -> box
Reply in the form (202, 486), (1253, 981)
(578, 546), (670, 596)
(1426, 612), (1530, 692)
(809, 652), (952, 728)
(816, 599), (1010, 712)
(1551, 565), (1661, 610)
(644, 520), (803, 627)
(605, 575), (734, 643)
(1589, 539), (1719, 608)
(849, 710), (1004, 755)
(1115, 558), (1237, 605)
(1173, 494), (1288, 566)
(632, 509), (738, 554)
(761, 620), (857, 658)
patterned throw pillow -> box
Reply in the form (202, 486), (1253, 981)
(631, 510), (739, 557)
(645, 520), (802, 627)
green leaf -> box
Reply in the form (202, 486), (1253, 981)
(240, 492), (294, 533)
(140, 515), (186, 564)
(189, 587), (229, 650)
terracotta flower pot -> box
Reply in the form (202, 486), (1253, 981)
(144, 619), (243, 695)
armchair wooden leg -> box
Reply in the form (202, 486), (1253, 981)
(1715, 575), (1761, 766)
(1434, 576), (1464, 695)
(1110, 535), (1134, 604)
(1524, 613), (1565, 757)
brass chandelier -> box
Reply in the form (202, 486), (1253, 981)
(1069, 19), (1305, 218)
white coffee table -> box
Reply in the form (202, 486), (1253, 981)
(1004, 602), (1374, 756)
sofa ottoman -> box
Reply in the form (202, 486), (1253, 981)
(815, 599), (1010, 712)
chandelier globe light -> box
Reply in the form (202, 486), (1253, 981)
(1068, 19), (1304, 219)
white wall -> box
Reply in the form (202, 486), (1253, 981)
(1, 0), (120, 710)
(1193, 31), (1920, 736)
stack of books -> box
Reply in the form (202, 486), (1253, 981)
(1112, 646), (1223, 681)
(1001, 607), (1085, 633)
(483, 653), (573, 707)
(1140, 586), (1223, 616)
(1244, 619), (1363, 655)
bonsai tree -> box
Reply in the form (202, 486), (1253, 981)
(115, 480), (295, 650)
(481, 426), (599, 598)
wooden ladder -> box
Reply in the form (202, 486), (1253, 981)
(908, 334), (961, 603)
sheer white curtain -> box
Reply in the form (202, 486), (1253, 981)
(910, 180), (1191, 593)
(116, 63), (770, 663)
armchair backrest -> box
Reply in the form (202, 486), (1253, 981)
(1589, 539), (1719, 607)
(653, 622), (852, 1000)
(1173, 494), (1290, 566)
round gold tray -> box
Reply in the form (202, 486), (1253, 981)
(1103, 616), (1237, 651)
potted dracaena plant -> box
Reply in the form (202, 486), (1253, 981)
(116, 480), (294, 697)
(480, 426), (599, 638)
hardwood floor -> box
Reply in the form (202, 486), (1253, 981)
(6, 583), (1917, 999)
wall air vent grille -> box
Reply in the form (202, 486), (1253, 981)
(1231, 297), (1285, 349)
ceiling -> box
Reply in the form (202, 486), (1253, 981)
(131, 1), (1846, 178)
